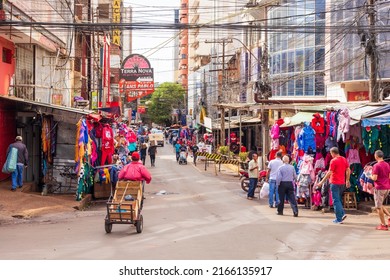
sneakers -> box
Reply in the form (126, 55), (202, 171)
(294, 212), (298, 217)
(375, 224), (388, 231)
(247, 197), (253, 200)
(333, 219), (343, 224)
(342, 215), (347, 221)
(10, 188), (16, 192)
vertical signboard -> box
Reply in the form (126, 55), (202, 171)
(112, 0), (121, 46)
(119, 54), (154, 102)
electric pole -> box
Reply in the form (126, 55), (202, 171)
(205, 39), (232, 146)
(368, 0), (378, 102)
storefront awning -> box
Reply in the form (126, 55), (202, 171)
(362, 111), (390, 127)
(349, 105), (383, 125)
(0, 95), (93, 123)
(281, 112), (314, 127)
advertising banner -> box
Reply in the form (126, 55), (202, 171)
(120, 54), (154, 102)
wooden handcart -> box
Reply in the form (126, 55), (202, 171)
(104, 180), (144, 234)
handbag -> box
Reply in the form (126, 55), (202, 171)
(2, 147), (18, 174)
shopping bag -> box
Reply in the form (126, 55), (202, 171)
(2, 147), (18, 174)
(260, 182), (270, 199)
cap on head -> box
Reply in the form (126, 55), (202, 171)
(15, 136), (22, 141)
(131, 151), (140, 161)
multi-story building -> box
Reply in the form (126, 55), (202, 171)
(326, 0), (390, 102)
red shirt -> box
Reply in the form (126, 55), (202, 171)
(329, 156), (349, 185)
(372, 161), (390, 190)
(240, 146), (247, 153)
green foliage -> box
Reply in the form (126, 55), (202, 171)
(239, 152), (249, 162)
(218, 146), (230, 155)
(147, 82), (186, 126)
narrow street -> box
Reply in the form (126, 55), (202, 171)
(0, 145), (389, 260)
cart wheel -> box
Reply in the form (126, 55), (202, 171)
(105, 221), (112, 233)
(135, 214), (143, 233)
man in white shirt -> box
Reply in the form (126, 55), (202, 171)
(247, 153), (259, 200)
(266, 151), (283, 208)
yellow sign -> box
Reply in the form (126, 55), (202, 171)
(112, 0), (121, 46)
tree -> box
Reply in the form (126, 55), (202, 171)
(147, 82), (185, 126)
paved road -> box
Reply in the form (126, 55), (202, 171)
(0, 144), (389, 260)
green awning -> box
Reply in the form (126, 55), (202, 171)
(281, 112), (314, 127)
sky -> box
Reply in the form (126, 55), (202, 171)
(124, 0), (180, 84)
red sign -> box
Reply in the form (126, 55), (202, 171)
(347, 91), (369, 101)
(120, 54), (154, 102)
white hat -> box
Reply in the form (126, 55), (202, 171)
(15, 136), (22, 141)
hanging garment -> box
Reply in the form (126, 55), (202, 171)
(270, 123), (280, 139)
(325, 110), (338, 139)
(347, 148), (360, 165)
(311, 113), (325, 134)
(346, 124), (362, 144)
(314, 157), (325, 173)
(362, 126), (380, 154)
(298, 123), (316, 153)
(325, 136), (337, 152)
(101, 124), (114, 165)
(337, 107), (351, 142)
(359, 146), (374, 167)
(270, 138), (279, 150)
(360, 165), (374, 194)
(315, 133), (326, 150)
(299, 154), (315, 181)
(297, 174), (311, 199)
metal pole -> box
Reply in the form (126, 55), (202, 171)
(228, 108), (231, 159)
(239, 110), (242, 153)
(368, 0), (378, 102)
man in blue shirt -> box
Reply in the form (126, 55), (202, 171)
(175, 142), (182, 162)
(276, 155), (298, 217)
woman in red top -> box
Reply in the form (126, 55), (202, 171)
(370, 150), (390, 230)
(318, 147), (350, 224)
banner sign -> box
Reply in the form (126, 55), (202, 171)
(120, 54), (154, 102)
(112, 0), (121, 46)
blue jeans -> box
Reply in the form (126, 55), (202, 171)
(330, 184), (345, 222)
(268, 179), (280, 207)
(248, 178), (258, 198)
(12, 164), (24, 190)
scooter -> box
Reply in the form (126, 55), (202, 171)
(239, 169), (267, 192)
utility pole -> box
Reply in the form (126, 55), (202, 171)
(368, 0), (378, 102)
(205, 39), (232, 147)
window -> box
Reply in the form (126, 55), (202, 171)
(2, 47), (12, 64)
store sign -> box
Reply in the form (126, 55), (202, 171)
(347, 91), (369, 101)
(120, 54), (154, 102)
(112, 0), (121, 46)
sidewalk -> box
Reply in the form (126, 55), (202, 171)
(0, 179), (90, 224)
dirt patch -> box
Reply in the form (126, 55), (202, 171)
(0, 181), (82, 224)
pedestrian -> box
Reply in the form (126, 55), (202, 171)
(109, 153), (122, 195)
(191, 143), (199, 166)
(318, 147), (350, 224)
(139, 142), (148, 165)
(266, 151), (283, 208)
(174, 141), (181, 162)
(369, 150), (390, 230)
(148, 143), (157, 167)
(247, 153), (259, 200)
(7, 136), (28, 192)
(118, 152), (152, 184)
(276, 155), (298, 217)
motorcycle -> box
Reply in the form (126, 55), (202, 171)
(239, 169), (267, 192)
